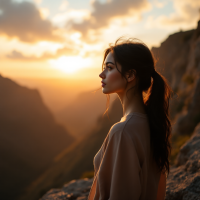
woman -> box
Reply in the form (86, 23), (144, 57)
(88, 38), (172, 200)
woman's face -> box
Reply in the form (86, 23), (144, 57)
(99, 52), (127, 94)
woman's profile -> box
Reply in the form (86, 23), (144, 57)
(88, 37), (172, 200)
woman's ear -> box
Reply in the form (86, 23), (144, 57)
(126, 69), (136, 82)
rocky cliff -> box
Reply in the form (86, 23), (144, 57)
(0, 75), (75, 200)
(152, 21), (200, 136)
(165, 123), (200, 199)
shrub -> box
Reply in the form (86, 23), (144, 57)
(80, 171), (94, 179)
(169, 133), (192, 166)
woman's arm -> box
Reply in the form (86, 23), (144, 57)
(88, 177), (97, 200)
(91, 130), (142, 200)
(156, 171), (166, 200)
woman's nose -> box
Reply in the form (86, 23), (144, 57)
(99, 72), (105, 79)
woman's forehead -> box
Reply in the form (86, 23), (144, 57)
(105, 52), (114, 63)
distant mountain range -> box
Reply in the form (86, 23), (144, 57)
(0, 75), (75, 200)
(55, 89), (117, 138)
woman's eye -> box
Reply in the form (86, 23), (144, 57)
(103, 66), (112, 71)
(106, 66), (112, 70)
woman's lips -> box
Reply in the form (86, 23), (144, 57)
(101, 83), (106, 87)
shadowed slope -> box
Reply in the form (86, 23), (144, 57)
(0, 74), (75, 200)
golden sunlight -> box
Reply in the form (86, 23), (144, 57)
(49, 56), (92, 73)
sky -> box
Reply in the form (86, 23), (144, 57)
(0, 0), (200, 80)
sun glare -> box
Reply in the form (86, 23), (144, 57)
(49, 56), (92, 73)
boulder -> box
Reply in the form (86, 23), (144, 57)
(165, 123), (200, 200)
(40, 178), (93, 200)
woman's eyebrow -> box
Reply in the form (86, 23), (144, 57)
(104, 61), (115, 66)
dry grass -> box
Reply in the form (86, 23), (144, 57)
(80, 171), (94, 179)
(169, 133), (192, 166)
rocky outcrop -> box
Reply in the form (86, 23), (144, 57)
(172, 77), (200, 136)
(40, 178), (93, 200)
(152, 21), (200, 136)
(165, 123), (200, 200)
(175, 123), (200, 167)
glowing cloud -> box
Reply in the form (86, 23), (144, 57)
(146, 0), (200, 30)
(0, 0), (62, 43)
(70, 0), (151, 38)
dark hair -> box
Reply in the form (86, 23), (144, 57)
(102, 37), (172, 175)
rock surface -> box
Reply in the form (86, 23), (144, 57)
(175, 123), (200, 167)
(40, 178), (93, 200)
(152, 20), (200, 136)
(165, 123), (200, 200)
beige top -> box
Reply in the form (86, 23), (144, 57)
(88, 112), (161, 200)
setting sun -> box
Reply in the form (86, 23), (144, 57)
(49, 56), (92, 73)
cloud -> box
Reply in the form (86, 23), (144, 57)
(69, 0), (151, 37)
(39, 7), (50, 19)
(34, 0), (42, 5)
(52, 9), (90, 27)
(6, 46), (79, 61)
(0, 0), (63, 43)
(153, 0), (167, 8)
(146, 0), (200, 29)
(59, 0), (69, 11)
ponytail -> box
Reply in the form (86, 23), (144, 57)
(144, 70), (172, 174)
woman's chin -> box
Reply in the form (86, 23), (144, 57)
(102, 88), (112, 94)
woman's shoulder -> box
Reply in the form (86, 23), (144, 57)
(109, 114), (148, 136)
(107, 120), (136, 146)
(108, 114), (151, 155)
(108, 119), (129, 138)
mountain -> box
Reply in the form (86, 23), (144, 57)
(0, 74), (75, 200)
(13, 77), (102, 114)
(55, 89), (117, 138)
(19, 97), (123, 200)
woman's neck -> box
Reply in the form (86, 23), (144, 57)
(117, 90), (146, 117)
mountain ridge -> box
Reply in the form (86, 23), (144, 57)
(0, 74), (75, 200)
